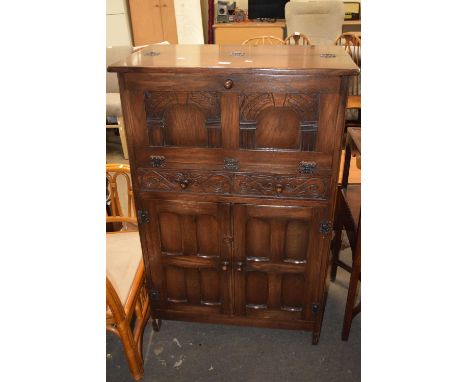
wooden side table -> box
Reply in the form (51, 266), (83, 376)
(213, 21), (286, 44)
(331, 127), (361, 340)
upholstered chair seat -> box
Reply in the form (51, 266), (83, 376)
(106, 231), (143, 306)
(106, 93), (122, 118)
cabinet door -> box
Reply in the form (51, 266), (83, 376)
(233, 204), (327, 322)
(129, 0), (164, 46)
(160, 0), (178, 43)
(140, 199), (232, 315)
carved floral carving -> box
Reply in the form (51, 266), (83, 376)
(233, 174), (328, 200)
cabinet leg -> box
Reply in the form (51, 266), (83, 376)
(152, 318), (161, 332)
(312, 332), (320, 345)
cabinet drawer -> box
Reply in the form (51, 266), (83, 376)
(124, 72), (340, 94)
(233, 173), (328, 200)
(137, 168), (329, 200)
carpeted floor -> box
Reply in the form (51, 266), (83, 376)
(106, 133), (361, 382)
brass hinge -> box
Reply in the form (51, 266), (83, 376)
(137, 210), (150, 225)
(319, 221), (332, 235)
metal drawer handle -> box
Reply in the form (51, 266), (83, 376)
(298, 161), (317, 174)
(224, 79), (234, 89)
(275, 184), (283, 194)
(221, 260), (229, 271)
(150, 155), (166, 167)
(236, 261), (243, 272)
(179, 179), (189, 189)
(224, 157), (239, 171)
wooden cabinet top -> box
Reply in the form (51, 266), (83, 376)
(108, 44), (359, 76)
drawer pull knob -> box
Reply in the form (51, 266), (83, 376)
(275, 184), (283, 194)
(179, 179), (189, 189)
(221, 260), (229, 271)
(236, 261), (243, 272)
(224, 79), (234, 89)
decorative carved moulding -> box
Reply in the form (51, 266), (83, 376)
(137, 168), (328, 200)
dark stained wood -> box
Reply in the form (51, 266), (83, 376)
(330, 127), (361, 340)
(221, 93), (239, 149)
(109, 44), (358, 345)
(108, 44), (359, 76)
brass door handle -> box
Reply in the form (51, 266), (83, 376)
(224, 79), (234, 89)
(236, 261), (243, 272)
(221, 260), (229, 271)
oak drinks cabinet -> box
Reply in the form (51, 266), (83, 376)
(108, 44), (358, 344)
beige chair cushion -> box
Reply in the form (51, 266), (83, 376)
(106, 93), (122, 117)
(106, 231), (142, 305)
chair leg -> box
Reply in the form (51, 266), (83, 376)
(117, 116), (129, 160)
(330, 192), (344, 282)
(342, 218), (361, 341)
(117, 323), (144, 381)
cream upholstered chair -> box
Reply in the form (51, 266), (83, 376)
(106, 45), (133, 160)
(106, 164), (156, 381)
(285, 0), (344, 45)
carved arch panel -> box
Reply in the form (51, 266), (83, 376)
(144, 91), (222, 148)
(239, 93), (320, 151)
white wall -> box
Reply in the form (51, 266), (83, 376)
(106, 0), (133, 46)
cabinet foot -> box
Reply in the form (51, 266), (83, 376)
(312, 332), (320, 345)
(152, 318), (161, 332)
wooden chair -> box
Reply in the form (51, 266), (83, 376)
(106, 164), (155, 380)
(335, 33), (361, 127)
(285, 32), (312, 46)
(106, 164), (136, 231)
(242, 36), (285, 45)
(330, 127), (361, 340)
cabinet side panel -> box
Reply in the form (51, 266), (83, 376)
(316, 93), (341, 153)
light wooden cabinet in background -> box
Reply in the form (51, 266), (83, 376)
(213, 21), (286, 45)
(128, 0), (178, 45)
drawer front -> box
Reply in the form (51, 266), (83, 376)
(124, 72), (340, 94)
(137, 168), (329, 200)
(122, 72), (343, 156)
(138, 168), (232, 195)
(233, 173), (328, 200)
